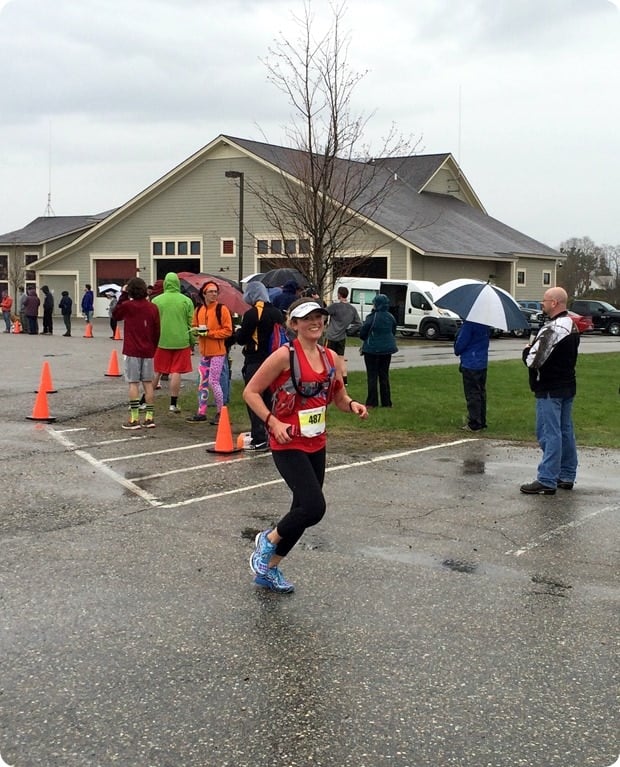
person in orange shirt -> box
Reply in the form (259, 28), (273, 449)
(186, 281), (233, 425)
(1, 290), (13, 333)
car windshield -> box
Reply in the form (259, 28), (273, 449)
(597, 301), (617, 311)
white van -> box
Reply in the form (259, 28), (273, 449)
(333, 277), (462, 340)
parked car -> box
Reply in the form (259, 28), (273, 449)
(513, 306), (544, 337)
(567, 310), (594, 334)
(569, 299), (620, 336)
(518, 300), (543, 312)
(492, 306), (544, 338)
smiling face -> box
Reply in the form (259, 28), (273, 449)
(292, 310), (326, 340)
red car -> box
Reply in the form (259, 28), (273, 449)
(568, 310), (594, 333)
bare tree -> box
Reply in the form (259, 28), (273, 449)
(7, 245), (26, 299)
(558, 236), (601, 298)
(251, 1), (419, 295)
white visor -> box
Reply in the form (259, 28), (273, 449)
(288, 301), (328, 319)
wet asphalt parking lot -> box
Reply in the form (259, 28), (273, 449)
(1, 323), (618, 767)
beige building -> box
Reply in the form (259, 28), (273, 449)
(0, 134), (562, 317)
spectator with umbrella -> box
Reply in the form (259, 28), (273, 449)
(434, 278), (529, 433)
(235, 281), (285, 450)
(273, 280), (303, 314)
(454, 321), (490, 432)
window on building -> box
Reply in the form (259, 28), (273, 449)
(256, 237), (311, 256)
(0, 255), (7, 280)
(221, 239), (235, 256)
(152, 239), (201, 258)
(24, 253), (38, 281)
(542, 271), (551, 286)
(517, 270), (526, 286)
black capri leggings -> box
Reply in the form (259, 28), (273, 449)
(271, 447), (327, 558)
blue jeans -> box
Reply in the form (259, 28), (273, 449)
(535, 395), (578, 488)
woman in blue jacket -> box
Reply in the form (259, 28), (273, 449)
(359, 293), (398, 408)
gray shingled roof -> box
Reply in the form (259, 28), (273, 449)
(225, 135), (559, 259)
(0, 211), (114, 245)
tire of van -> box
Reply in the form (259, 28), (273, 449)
(421, 322), (440, 340)
(400, 330), (415, 337)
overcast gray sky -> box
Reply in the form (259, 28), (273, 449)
(1, 0), (618, 248)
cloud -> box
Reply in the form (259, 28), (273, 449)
(0, 0), (618, 246)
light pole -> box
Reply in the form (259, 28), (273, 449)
(224, 170), (244, 284)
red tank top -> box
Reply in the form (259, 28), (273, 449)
(270, 340), (338, 453)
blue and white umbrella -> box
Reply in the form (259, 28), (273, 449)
(432, 279), (530, 332)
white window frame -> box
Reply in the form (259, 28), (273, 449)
(517, 269), (526, 287)
(220, 238), (236, 258)
(542, 270), (551, 286)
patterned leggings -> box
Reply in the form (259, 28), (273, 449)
(197, 355), (225, 415)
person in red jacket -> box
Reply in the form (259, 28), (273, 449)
(113, 277), (161, 430)
(1, 290), (13, 333)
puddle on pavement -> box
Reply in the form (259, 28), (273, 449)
(461, 458), (486, 475)
(441, 558), (478, 574)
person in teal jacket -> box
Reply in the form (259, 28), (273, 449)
(152, 272), (194, 413)
(359, 293), (398, 408)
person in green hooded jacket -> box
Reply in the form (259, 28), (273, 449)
(152, 273), (194, 413)
(359, 293), (398, 408)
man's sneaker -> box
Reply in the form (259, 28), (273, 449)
(169, 405), (181, 413)
(144, 420), (156, 429)
(520, 480), (556, 495)
(210, 412), (221, 426)
(122, 420), (142, 430)
(250, 530), (276, 575)
(186, 414), (207, 422)
(557, 480), (574, 490)
(245, 441), (269, 451)
(254, 567), (295, 594)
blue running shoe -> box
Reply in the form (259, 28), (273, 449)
(254, 567), (295, 593)
(250, 529), (276, 575)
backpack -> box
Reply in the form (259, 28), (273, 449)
(271, 342), (336, 420)
(254, 302), (288, 354)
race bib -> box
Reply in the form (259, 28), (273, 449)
(298, 405), (326, 437)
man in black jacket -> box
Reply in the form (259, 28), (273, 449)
(520, 286), (580, 495)
(236, 282), (285, 450)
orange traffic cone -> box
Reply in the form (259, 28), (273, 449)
(207, 406), (242, 454)
(104, 349), (123, 377)
(35, 360), (57, 394)
(83, 322), (94, 338)
(12, 319), (22, 334)
(113, 324), (122, 341)
(26, 387), (56, 422)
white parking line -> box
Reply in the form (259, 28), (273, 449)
(103, 441), (214, 462)
(505, 506), (617, 556)
(132, 451), (272, 481)
(159, 440), (473, 509)
(48, 428), (163, 507)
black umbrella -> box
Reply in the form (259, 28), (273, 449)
(259, 268), (310, 289)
